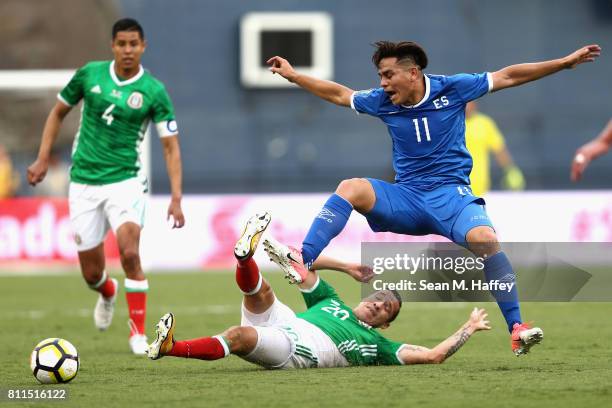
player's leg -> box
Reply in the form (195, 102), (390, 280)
(301, 178), (376, 268)
(79, 244), (119, 330)
(234, 212), (275, 314)
(148, 314), (294, 369)
(115, 221), (149, 353)
(69, 182), (118, 331)
(104, 178), (148, 354)
(147, 313), (251, 360)
(465, 225), (521, 331)
(454, 203), (543, 355)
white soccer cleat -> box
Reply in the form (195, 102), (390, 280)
(147, 313), (176, 360)
(263, 237), (309, 284)
(234, 212), (272, 260)
(94, 278), (118, 331)
(129, 334), (149, 355)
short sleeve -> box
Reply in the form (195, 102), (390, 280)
(300, 277), (341, 308)
(351, 88), (386, 116)
(152, 86), (178, 137)
(449, 73), (493, 103)
(375, 335), (406, 365)
(58, 66), (87, 106)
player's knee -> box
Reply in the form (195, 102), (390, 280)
(120, 247), (139, 262)
(222, 326), (256, 355)
(79, 262), (105, 285)
(466, 227), (500, 257)
(257, 281), (273, 300)
(336, 178), (358, 198)
(119, 245), (144, 280)
(82, 269), (104, 286)
(335, 178), (373, 211)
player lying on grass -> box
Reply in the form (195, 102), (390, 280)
(148, 213), (491, 368)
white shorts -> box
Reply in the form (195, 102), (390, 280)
(240, 297), (348, 369)
(69, 178), (146, 251)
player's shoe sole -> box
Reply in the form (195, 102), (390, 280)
(94, 278), (118, 331)
(234, 212), (272, 261)
(147, 313), (175, 360)
(263, 237), (308, 284)
(512, 324), (543, 356)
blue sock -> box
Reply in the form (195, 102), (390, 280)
(302, 194), (353, 268)
(483, 252), (522, 332)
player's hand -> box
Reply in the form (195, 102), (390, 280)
(26, 158), (49, 186)
(468, 307), (491, 332)
(571, 140), (609, 181)
(502, 165), (525, 191)
(345, 264), (375, 283)
(267, 56), (298, 82)
(563, 44), (601, 69)
(167, 199), (185, 229)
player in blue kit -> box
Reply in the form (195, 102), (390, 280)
(267, 41), (601, 356)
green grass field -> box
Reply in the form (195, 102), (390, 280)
(1, 270), (611, 408)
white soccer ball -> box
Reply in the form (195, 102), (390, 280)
(30, 338), (79, 384)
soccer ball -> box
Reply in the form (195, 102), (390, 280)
(30, 338), (79, 384)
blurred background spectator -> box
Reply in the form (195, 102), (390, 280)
(465, 101), (525, 196)
(0, 144), (20, 198)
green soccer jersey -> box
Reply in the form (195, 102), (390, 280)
(59, 60), (178, 185)
(297, 278), (406, 366)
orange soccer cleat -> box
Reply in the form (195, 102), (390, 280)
(511, 322), (543, 356)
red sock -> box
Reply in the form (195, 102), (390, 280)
(168, 336), (229, 360)
(126, 291), (147, 336)
(98, 277), (116, 299)
(236, 257), (261, 294)
(125, 279), (148, 337)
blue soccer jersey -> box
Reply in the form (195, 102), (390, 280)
(351, 73), (492, 189)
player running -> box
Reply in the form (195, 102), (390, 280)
(148, 213), (491, 368)
(267, 41), (601, 355)
(27, 18), (185, 354)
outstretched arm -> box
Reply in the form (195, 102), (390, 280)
(491, 44), (600, 92)
(398, 308), (491, 364)
(297, 255), (374, 290)
(311, 255), (374, 283)
(267, 56), (355, 107)
(571, 119), (612, 181)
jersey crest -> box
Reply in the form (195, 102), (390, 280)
(127, 92), (144, 109)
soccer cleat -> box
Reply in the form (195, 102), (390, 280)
(129, 334), (149, 355)
(234, 212), (272, 261)
(263, 237), (309, 284)
(147, 313), (176, 360)
(94, 278), (118, 331)
(511, 323), (543, 356)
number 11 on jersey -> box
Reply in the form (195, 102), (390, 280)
(412, 117), (431, 143)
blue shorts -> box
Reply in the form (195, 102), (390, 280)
(365, 179), (494, 245)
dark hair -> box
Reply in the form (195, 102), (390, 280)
(112, 18), (144, 40)
(387, 290), (403, 323)
(372, 41), (428, 70)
